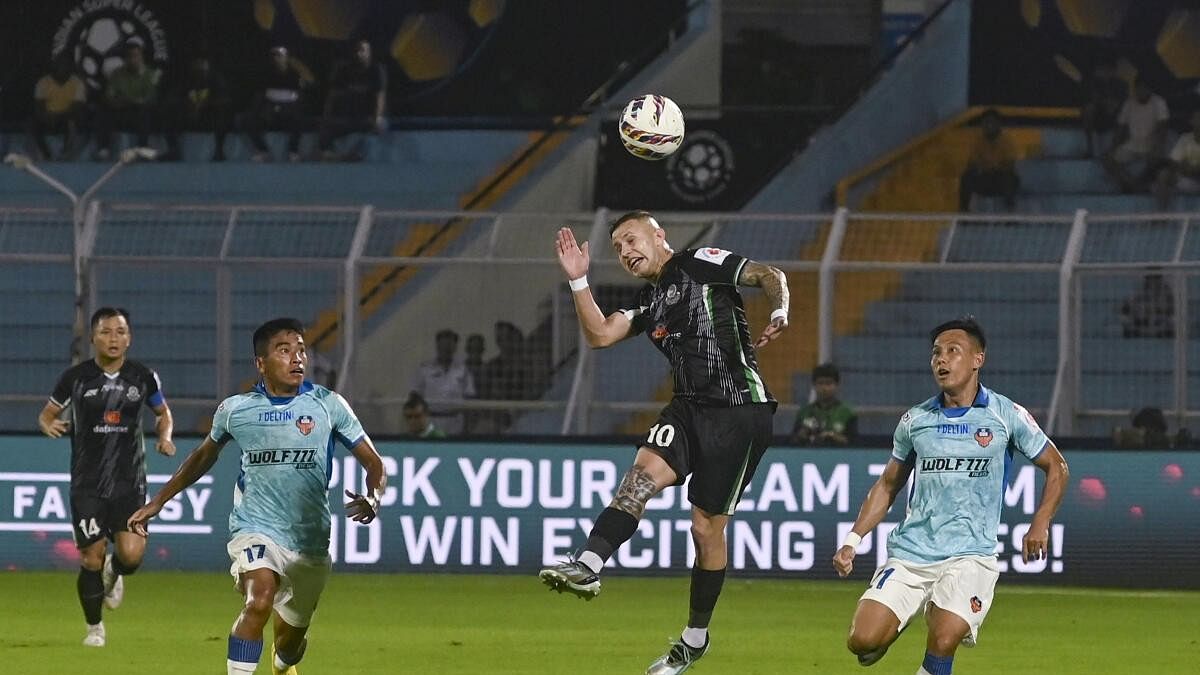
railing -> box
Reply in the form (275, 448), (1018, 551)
(1, 204), (1197, 438)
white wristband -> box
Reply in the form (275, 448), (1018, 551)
(568, 276), (589, 291)
(842, 531), (862, 550)
(770, 308), (788, 323)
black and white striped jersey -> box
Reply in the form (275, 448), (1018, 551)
(622, 248), (774, 408)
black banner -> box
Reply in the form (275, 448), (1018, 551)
(594, 108), (822, 211)
(0, 0), (686, 124)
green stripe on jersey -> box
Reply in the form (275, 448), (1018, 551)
(731, 306), (767, 403)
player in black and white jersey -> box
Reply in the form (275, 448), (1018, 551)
(540, 211), (789, 674)
(37, 307), (176, 648)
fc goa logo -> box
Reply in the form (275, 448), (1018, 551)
(974, 428), (993, 447)
(296, 415), (315, 436)
(104, 410), (121, 424)
(970, 596), (983, 613)
(651, 324), (669, 341)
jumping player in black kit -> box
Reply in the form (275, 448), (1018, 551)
(540, 211), (789, 674)
(37, 307), (176, 648)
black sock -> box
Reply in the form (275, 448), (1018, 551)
(688, 567), (727, 629)
(584, 507), (640, 562)
(77, 567), (104, 625)
(112, 555), (139, 576)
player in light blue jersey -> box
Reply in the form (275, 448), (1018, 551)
(128, 318), (386, 675)
(832, 317), (1069, 675)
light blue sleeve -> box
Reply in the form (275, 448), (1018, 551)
(328, 392), (366, 449)
(891, 410), (915, 464)
(208, 398), (234, 444)
(1004, 400), (1050, 460)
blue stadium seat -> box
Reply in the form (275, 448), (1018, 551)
(1017, 159), (1112, 195)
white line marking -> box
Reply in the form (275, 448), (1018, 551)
(0, 523), (212, 534)
(0, 473), (212, 484)
(0, 473), (69, 481)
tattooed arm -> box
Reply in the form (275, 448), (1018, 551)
(738, 260), (789, 348)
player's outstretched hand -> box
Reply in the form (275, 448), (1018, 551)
(128, 500), (164, 537)
(832, 544), (856, 577)
(555, 227), (590, 281)
(1021, 522), (1049, 563)
(39, 418), (69, 438)
(156, 437), (177, 457)
(344, 489), (379, 524)
(754, 316), (788, 348)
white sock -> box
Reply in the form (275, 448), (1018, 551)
(578, 551), (604, 574)
(917, 668), (934, 675)
(274, 651), (291, 670)
(227, 660), (257, 674)
(682, 627), (707, 649)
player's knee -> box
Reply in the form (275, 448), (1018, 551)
(846, 630), (881, 656)
(79, 547), (105, 571)
(689, 520), (722, 548)
(928, 630), (962, 656)
(113, 554), (141, 576)
(243, 589), (275, 619)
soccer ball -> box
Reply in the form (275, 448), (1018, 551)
(618, 94), (685, 160)
(75, 16), (143, 90)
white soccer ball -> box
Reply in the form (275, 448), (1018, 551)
(619, 94), (685, 160)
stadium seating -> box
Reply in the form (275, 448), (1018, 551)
(0, 130), (533, 208)
(827, 125), (1198, 435)
(0, 129), (539, 431)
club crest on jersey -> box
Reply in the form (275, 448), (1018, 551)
(970, 596), (983, 613)
(974, 427), (993, 447)
(104, 410), (121, 424)
(296, 415), (315, 435)
(126, 386), (140, 402)
(651, 323), (669, 341)
(665, 284), (680, 305)
(694, 247), (732, 265)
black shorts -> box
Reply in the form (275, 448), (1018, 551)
(641, 398), (774, 516)
(70, 490), (145, 548)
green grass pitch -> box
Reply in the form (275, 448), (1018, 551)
(0, 572), (1195, 673)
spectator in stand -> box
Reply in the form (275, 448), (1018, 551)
(243, 46), (313, 162)
(402, 392), (446, 439)
(958, 109), (1019, 212)
(791, 363), (857, 447)
(94, 43), (162, 161)
(1154, 109), (1200, 209)
(1103, 77), (1170, 193)
(28, 55), (87, 160)
(464, 334), (486, 387)
(163, 57), (231, 162)
(1113, 406), (1170, 448)
(1081, 59), (1126, 158)
(462, 333), (487, 434)
(411, 329), (475, 435)
(1120, 273), (1174, 338)
(478, 321), (532, 433)
(317, 40), (387, 161)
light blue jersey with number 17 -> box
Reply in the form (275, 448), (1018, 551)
(886, 386), (1049, 564)
(209, 380), (366, 556)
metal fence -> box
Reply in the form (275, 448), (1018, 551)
(2, 204), (1196, 439)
